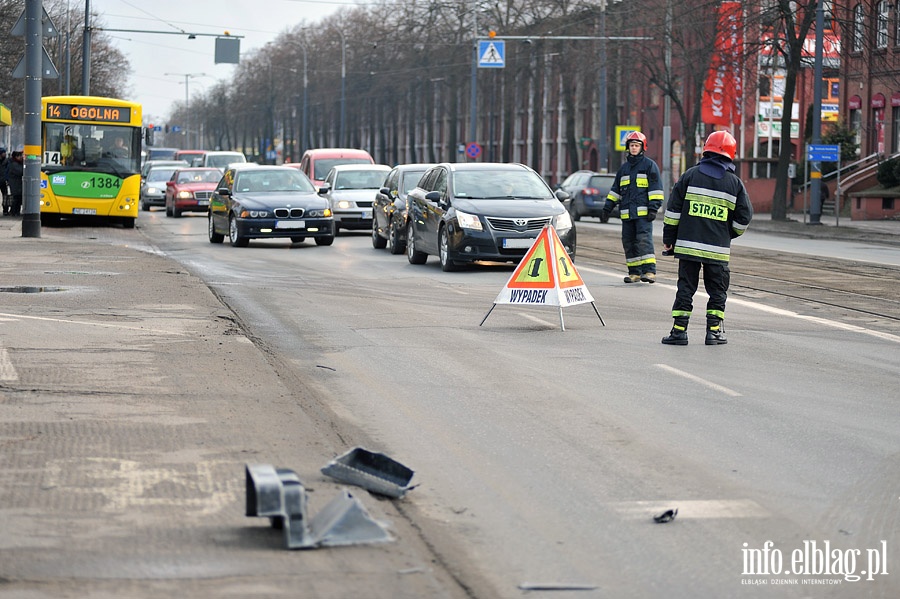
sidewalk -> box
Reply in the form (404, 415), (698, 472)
(748, 211), (900, 244)
(0, 217), (460, 598)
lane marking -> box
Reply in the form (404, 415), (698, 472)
(655, 363), (742, 397)
(610, 498), (768, 519)
(0, 312), (187, 336)
(0, 347), (18, 382)
(516, 312), (558, 327)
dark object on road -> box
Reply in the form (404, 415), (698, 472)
(321, 447), (415, 498)
(653, 508), (678, 523)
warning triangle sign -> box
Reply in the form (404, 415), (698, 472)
(481, 225), (604, 330)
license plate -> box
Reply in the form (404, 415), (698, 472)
(197, 200), (209, 206)
(503, 237), (536, 249)
(361, 210), (371, 219)
(275, 220), (306, 229)
(73, 208), (97, 215)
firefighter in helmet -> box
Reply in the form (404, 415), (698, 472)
(661, 130), (753, 346)
(602, 130), (664, 283)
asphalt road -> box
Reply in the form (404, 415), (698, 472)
(145, 212), (900, 598)
(2, 211), (898, 598)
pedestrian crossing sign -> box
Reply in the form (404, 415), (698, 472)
(478, 40), (505, 68)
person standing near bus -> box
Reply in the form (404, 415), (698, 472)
(602, 131), (664, 283)
(0, 147), (9, 215)
(7, 150), (24, 217)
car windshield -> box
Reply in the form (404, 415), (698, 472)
(400, 170), (428, 194)
(314, 158), (372, 180)
(234, 170), (316, 193)
(207, 153), (245, 168)
(147, 168), (177, 182)
(334, 170), (388, 190)
(453, 170), (553, 199)
(177, 169), (221, 184)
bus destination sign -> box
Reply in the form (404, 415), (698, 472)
(46, 103), (132, 123)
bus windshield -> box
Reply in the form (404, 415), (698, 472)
(43, 123), (141, 177)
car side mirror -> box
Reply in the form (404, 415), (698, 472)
(379, 187), (390, 196)
(555, 189), (570, 201)
(216, 187), (231, 196)
(425, 190), (442, 202)
(318, 184), (331, 195)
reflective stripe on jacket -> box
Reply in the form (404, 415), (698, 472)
(662, 158), (753, 264)
(604, 154), (663, 220)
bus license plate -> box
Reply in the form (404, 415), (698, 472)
(73, 208), (97, 215)
(275, 221), (305, 229)
(503, 237), (535, 249)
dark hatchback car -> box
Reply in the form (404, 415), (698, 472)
(208, 165), (335, 248)
(558, 170), (616, 222)
(406, 162), (574, 271)
(372, 163), (434, 254)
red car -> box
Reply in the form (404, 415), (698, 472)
(164, 168), (223, 217)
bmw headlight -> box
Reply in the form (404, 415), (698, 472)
(455, 210), (482, 231)
(306, 209), (332, 217)
(555, 209), (573, 231)
(239, 210), (269, 218)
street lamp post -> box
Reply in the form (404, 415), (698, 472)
(165, 72), (206, 148)
(334, 29), (346, 146)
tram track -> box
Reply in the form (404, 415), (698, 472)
(576, 232), (900, 331)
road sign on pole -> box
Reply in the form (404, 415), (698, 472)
(478, 40), (505, 68)
(807, 144), (840, 162)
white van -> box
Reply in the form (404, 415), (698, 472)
(201, 151), (247, 171)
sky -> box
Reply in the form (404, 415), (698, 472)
(90, 0), (346, 123)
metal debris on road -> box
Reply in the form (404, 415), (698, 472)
(518, 582), (598, 591)
(321, 447), (415, 498)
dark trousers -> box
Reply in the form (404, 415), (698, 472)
(621, 218), (656, 275)
(672, 259), (729, 321)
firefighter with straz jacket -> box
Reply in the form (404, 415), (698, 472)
(661, 130), (753, 346)
(602, 131), (664, 283)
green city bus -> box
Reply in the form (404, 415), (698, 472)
(40, 95), (143, 227)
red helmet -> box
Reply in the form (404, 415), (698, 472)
(703, 131), (737, 160)
(624, 130), (647, 151)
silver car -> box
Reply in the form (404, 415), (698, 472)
(319, 164), (391, 232)
(141, 164), (185, 211)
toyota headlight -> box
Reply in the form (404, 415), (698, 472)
(455, 210), (482, 231)
(555, 210), (573, 231)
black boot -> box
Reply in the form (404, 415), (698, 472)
(705, 318), (727, 345)
(662, 318), (689, 345)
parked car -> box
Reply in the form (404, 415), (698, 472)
(293, 148), (375, 188)
(164, 167), (223, 217)
(406, 162), (575, 271)
(558, 170), (617, 222)
(207, 165), (334, 247)
(319, 163), (392, 232)
(372, 163), (435, 253)
(141, 164), (187, 211)
(200, 151), (247, 171)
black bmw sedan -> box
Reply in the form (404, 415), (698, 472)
(208, 165), (335, 248)
(405, 162), (575, 271)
